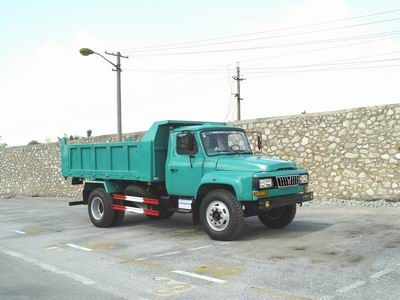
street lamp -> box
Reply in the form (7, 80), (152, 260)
(79, 48), (128, 141)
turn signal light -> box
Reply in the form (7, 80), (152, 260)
(253, 191), (267, 197)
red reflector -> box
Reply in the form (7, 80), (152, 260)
(112, 194), (126, 200)
(143, 198), (159, 205)
(112, 204), (126, 211)
(144, 209), (160, 216)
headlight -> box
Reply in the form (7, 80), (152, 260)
(259, 178), (274, 189)
(299, 174), (308, 184)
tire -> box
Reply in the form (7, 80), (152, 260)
(111, 210), (125, 226)
(200, 189), (244, 241)
(258, 204), (297, 229)
(88, 188), (120, 228)
(124, 184), (174, 220)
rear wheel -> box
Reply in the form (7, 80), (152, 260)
(258, 204), (297, 229)
(88, 188), (122, 227)
(124, 184), (174, 219)
(200, 189), (244, 241)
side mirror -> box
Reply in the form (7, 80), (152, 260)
(188, 134), (196, 156)
(257, 136), (262, 151)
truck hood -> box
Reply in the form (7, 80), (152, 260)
(215, 156), (296, 172)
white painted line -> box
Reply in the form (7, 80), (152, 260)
(189, 245), (212, 251)
(14, 230), (26, 234)
(155, 251), (181, 257)
(336, 280), (365, 294)
(46, 246), (60, 251)
(135, 257), (146, 261)
(370, 268), (394, 279)
(0, 247), (96, 285)
(66, 243), (93, 252)
(172, 270), (226, 283)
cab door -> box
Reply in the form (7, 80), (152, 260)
(166, 131), (204, 196)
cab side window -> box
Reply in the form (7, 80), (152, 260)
(176, 132), (197, 155)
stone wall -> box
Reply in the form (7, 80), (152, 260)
(0, 132), (145, 198)
(0, 104), (399, 200)
(234, 104), (400, 200)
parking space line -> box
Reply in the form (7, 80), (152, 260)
(336, 280), (365, 294)
(14, 230), (26, 234)
(155, 251), (181, 257)
(189, 245), (212, 251)
(172, 270), (226, 283)
(66, 243), (93, 252)
(0, 247), (96, 285)
(370, 268), (394, 279)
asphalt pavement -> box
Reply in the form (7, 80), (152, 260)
(0, 197), (399, 299)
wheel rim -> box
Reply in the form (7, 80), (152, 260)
(91, 196), (104, 221)
(206, 201), (230, 232)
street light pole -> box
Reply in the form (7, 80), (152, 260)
(80, 48), (128, 141)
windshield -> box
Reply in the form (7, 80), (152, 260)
(200, 130), (252, 155)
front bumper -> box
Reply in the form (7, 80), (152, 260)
(242, 192), (313, 217)
(259, 192), (313, 210)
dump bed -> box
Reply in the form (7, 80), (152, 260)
(60, 139), (157, 181)
(60, 120), (219, 182)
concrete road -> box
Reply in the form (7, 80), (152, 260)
(0, 197), (399, 300)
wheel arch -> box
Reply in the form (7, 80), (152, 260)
(83, 180), (122, 204)
(192, 182), (237, 226)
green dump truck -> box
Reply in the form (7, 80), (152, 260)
(60, 120), (313, 240)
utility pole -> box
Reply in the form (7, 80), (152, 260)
(105, 51), (128, 141)
(232, 62), (245, 121)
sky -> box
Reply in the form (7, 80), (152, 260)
(0, 0), (399, 146)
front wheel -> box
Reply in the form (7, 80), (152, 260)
(200, 189), (244, 241)
(257, 204), (297, 229)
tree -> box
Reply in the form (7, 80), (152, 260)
(28, 140), (41, 145)
(63, 134), (82, 140)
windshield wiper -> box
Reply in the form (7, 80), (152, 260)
(217, 150), (252, 155)
(209, 150), (252, 156)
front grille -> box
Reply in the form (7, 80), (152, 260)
(276, 175), (299, 188)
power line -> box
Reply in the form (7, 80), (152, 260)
(230, 34), (400, 64)
(224, 66), (235, 121)
(246, 63), (400, 79)
(242, 57), (400, 72)
(124, 68), (227, 73)
(121, 8), (400, 52)
(124, 30), (400, 57)
(124, 17), (400, 54)
(123, 51), (400, 73)
(123, 39), (399, 75)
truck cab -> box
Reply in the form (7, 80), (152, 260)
(60, 120), (313, 240)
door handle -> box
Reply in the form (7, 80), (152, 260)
(170, 168), (178, 172)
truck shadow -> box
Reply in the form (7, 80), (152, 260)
(239, 219), (333, 241)
(121, 214), (332, 241)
